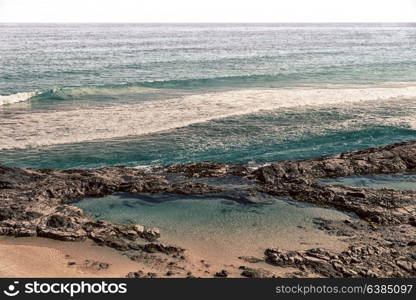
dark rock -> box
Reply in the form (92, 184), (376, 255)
(240, 266), (274, 278)
(0, 208), (15, 221)
(142, 243), (184, 255)
(126, 270), (144, 278)
(214, 270), (229, 277)
(145, 272), (158, 278)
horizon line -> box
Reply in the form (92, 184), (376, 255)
(1, 21), (416, 24)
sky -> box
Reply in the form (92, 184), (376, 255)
(0, 0), (416, 23)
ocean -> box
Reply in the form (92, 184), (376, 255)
(1, 23), (416, 169)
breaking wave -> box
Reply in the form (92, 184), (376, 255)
(0, 91), (40, 106)
(2, 76), (416, 106)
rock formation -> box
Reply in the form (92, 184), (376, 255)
(1, 140), (415, 277)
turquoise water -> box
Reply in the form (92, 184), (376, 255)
(75, 193), (351, 256)
(1, 23), (416, 169)
(319, 173), (416, 190)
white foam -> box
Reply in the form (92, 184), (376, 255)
(1, 85), (416, 150)
(0, 91), (39, 106)
(385, 116), (416, 130)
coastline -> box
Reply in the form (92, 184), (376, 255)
(1, 141), (416, 278)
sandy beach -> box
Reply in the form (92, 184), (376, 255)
(0, 232), (345, 278)
(0, 236), (145, 278)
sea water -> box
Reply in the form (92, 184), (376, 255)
(1, 23), (416, 169)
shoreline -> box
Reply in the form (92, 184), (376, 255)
(1, 141), (416, 277)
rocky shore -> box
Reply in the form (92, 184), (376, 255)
(1, 141), (416, 277)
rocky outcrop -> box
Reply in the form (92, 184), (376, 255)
(1, 140), (416, 277)
(252, 141), (416, 182)
(265, 229), (416, 278)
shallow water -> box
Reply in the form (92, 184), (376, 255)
(319, 173), (416, 191)
(75, 193), (351, 260)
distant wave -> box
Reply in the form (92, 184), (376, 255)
(136, 74), (293, 89)
(2, 85), (416, 150)
(3, 74), (416, 106)
(2, 76), (256, 105)
(0, 85), (160, 106)
(0, 73), (338, 106)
